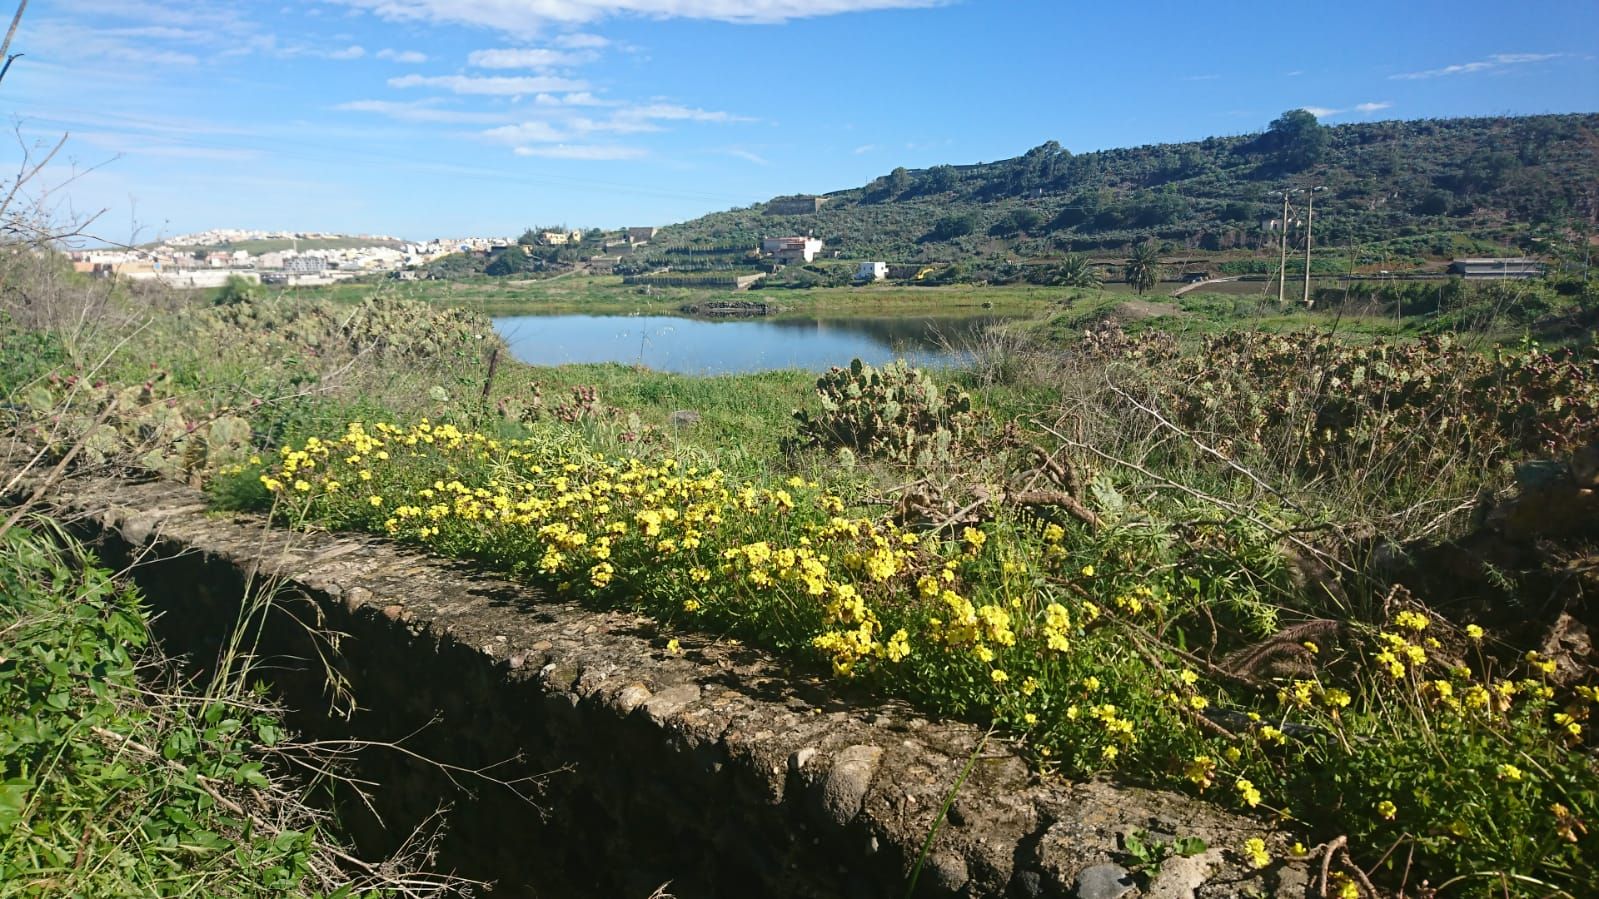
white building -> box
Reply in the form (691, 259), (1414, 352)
(283, 256), (327, 275)
(856, 261), (888, 282)
(761, 236), (824, 264)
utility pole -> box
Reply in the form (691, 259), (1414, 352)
(1277, 190), (1291, 307)
(1302, 186), (1323, 309)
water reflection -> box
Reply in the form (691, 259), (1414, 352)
(492, 313), (1011, 374)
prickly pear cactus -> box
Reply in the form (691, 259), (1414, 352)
(789, 358), (976, 466)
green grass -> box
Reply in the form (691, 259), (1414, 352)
(0, 524), (378, 898)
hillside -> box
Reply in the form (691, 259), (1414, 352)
(658, 112), (1599, 263)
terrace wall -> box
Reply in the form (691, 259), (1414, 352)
(6, 466), (1308, 898)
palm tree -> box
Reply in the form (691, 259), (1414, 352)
(1052, 253), (1101, 288)
(1123, 242), (1161, 295)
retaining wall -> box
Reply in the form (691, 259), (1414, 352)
(11, 466), (1309, 898)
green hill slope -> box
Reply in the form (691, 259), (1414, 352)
(658, 112), (1599, 263)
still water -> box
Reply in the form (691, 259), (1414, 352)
(492, 313), (1010, 374)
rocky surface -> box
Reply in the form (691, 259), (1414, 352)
(6, 464), (1308, 898)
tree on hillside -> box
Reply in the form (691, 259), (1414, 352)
(927, 212), (979, 241)
(1123, 242), (1161, 295)
(992, 207), (1043, 236)
(920, 165), (958, 194)
(485, 245), (537, 276)
(1266, 109), (1328, 171)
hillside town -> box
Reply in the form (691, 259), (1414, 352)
(66, 231), (525, 288)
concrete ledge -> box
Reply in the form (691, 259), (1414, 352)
(11, 466), (1307, 898)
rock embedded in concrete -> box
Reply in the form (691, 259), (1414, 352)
(1146, 849), (1222, 899)
(819, 743), (883, 826)
(923, 850), (969, 892)
(1075, 862), (1135, 899)
(642, 683), (702, 724)
(614, 682), (653, 714)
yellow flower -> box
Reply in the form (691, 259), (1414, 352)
(1081, 676), (1101, 693)
(1080, 564), (1095, 577)
(990, 669), (1009, 684)
(1376, 800), (1397, 820)
(962, 526), (987, 552)
(1393, 610), (1429, 632)
(1185, 755), (1215, 789)
(368, 495), (383, 507)
(883, 629), (911, 663)
(1235, 778), (1262, 807)
(1465, 623), (1485, 641)
(1023, 712), (1038, 726)
(1242, 837), (1270, 869)
(666, 638), (682, 655)
(1496, 763), (1525, 782)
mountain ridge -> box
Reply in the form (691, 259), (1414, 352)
(656, 112), (1599, 263)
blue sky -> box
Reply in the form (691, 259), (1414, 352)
(5, 0), (1596, 243)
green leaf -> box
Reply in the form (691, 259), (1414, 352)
(0, 778), (33, 830)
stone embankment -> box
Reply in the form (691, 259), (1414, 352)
(9, 465), (1309, 898)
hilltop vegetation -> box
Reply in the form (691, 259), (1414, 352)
(659, 112), (1599, 262)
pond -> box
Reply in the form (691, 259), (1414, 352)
(492, 313), (1013, 374)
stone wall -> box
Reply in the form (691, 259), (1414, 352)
(9, 466), (1308, 898)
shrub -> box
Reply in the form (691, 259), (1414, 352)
(788, 359), (976, 466)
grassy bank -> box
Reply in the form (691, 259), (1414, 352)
(0, 523), (434, 898)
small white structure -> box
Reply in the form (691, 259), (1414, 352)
(856, 261), (888, 282)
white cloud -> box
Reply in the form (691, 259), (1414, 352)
(616, 103), (752, 123)
(468, 47), (599, 69)
(1182, 74), (1220, 81)
(567, 115), (662, 135)
(484, 121), (569, 143)
(376, 48), (429, 63)
(513, 144), (646, 160)
(1301, 106), (1341, 118)
(1390, 52), (1561, 80)
(853, 144), (877, 154)
(389, 73), (590, 94)
(534, 91), (616, 106)
(1355, 101), (1393, 114)
(725, 148), (769, 165)
(337, 99), (509, 124)
(552, 33), (610, 49)
(328, 44), (367, 60)
(326, 0), (946, 33)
